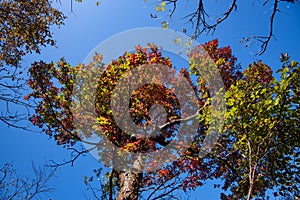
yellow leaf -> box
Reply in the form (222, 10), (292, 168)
(96, 1), (101, 6)
(291, 60), (298, 67)
(174, 37), (182, 45)
(161, 21), (169, 29)
(161, 1), (166, 11)
(156, 5), (161, 11)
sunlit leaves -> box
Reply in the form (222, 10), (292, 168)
(26, 59), (80, 145)
(26, 39), (299, 199)
(0, 0), (65, 67)
(221, 56), (300, 199)
(94, 44), (179, 152)
(26, 41), (238, 195)
(156, 1), (166, 12)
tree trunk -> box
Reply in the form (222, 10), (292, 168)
(116, 171), (142, 200)
(116, 156), (143, 200)
(246, 139), (256, 200)
(246, 176), (254, 200)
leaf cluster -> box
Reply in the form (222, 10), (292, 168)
(0, 0), (65, 67)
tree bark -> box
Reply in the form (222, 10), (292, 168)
(246, 139), (257, 200)
(116, 171), (142, 200)
(116, 156), (143, 200)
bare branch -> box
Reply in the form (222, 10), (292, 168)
(0, 65), (33, 130)
(180, 0), (237, 37)
(154, 0), (297, 55)
(48, 145), (97, 167)
(142, 177), (182, 200)
(166, 0), (177, 17)
(0, 162), (56, 200)
(257, 0), (279, 55)
(85, 181), (102, 200)
(158, 106), (202, 130)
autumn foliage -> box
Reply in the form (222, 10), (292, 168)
(0, 0), (65, 67)
(26, 40), (299, 199)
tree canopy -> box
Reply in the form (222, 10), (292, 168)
(26, 40), (300, 199)
(0, 0), (65, 128)
(1, 0), (298, 199)
(0, 0), (65, 67)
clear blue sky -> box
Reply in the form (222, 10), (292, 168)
(0, 0), (299, 199)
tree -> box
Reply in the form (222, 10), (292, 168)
(25, 40), (299, 199)
(0, 162), (56, 200)
(25, 40), (239, 199)
(215, 55), (300, 199)
(0, 0), (65, 128)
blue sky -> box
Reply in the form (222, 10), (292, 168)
(0, 0), (300, 199)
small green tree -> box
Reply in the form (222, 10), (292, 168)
(216, 54), (300, 199)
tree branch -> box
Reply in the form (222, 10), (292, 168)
(256, 0), (279, 55)
(0, 162), (56, 200)
(48, 146), (97, 167)
(144, 177), (182, 200)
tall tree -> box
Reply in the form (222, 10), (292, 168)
(25, 40), (239, 199)
(25, 40), (299, 199)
